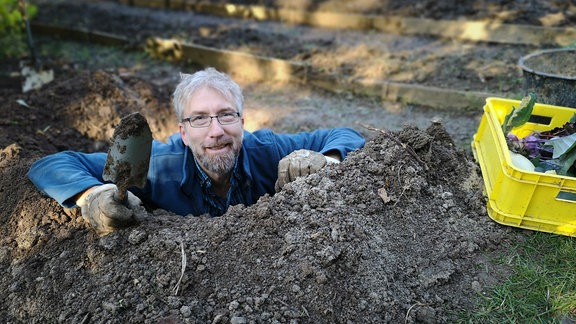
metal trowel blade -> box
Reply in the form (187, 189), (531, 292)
(102, 112), (152, 202)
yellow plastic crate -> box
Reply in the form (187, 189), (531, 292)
(471, 97), (576, 237)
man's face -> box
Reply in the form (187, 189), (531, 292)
(179, 86), (244, 177)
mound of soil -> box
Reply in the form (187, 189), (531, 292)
(0, 69), (521, 322)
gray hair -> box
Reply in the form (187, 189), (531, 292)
(172, 67), (244, 121)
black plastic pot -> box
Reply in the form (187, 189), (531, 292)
(519, 48), (576, 108)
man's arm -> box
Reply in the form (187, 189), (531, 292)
(274, 127), (365, 160)
(27, 151), (108, 208)
(273, 128), (365, 191)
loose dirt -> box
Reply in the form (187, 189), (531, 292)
(0, 71), (520, 322)
(0, 0), (559, 322)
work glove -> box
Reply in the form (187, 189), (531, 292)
(79, 183), (141, 237)
(275, 149), (340, 191)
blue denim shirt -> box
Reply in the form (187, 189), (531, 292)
(28, 128), (365, 216)
(191, 154), (248, 216)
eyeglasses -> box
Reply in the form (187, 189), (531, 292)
(182, 112), (241, 128)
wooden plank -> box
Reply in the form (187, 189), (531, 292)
(131, 0), (165, 8)
(31, 23), (129, 46)
(308, 76), (491, 111)
(180, 43), (306, 83)
(372, 17), (576, 46)
(272, 9), (372, 30)
(144, 37), (307, 83)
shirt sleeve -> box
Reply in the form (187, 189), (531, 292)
(273, 127), (365, 159)
(27, 151), (107, 208)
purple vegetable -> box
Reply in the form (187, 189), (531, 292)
(507, 133), (519, 142)
(523, 135), (540, 158)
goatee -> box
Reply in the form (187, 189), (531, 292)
(198, 150), (237, 174)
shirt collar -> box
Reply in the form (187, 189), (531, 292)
(193, 156), (211, 189)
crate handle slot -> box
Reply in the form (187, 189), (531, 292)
(528, 115), (552, 125)
(557, 191), (576, 203)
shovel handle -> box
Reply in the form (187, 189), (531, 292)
(113, 187), (128, 204)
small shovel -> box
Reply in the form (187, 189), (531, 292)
(102, 112), (152, 203)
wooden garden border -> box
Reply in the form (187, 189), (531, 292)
(32, 22), (494, 110)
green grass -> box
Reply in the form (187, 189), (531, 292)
(465, 232), (576, 323)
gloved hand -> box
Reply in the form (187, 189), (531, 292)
(275, 149), (340, 191)
(79, 184), (141, 237)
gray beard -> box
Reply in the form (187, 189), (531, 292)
(195, 149), (237, 175)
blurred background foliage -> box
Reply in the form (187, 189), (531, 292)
(0, 0), (37, 59)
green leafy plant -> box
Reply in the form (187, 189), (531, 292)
(0, 0), (37, 59)
(504, 92), (576, 176)
(502, 92), (536, 135)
